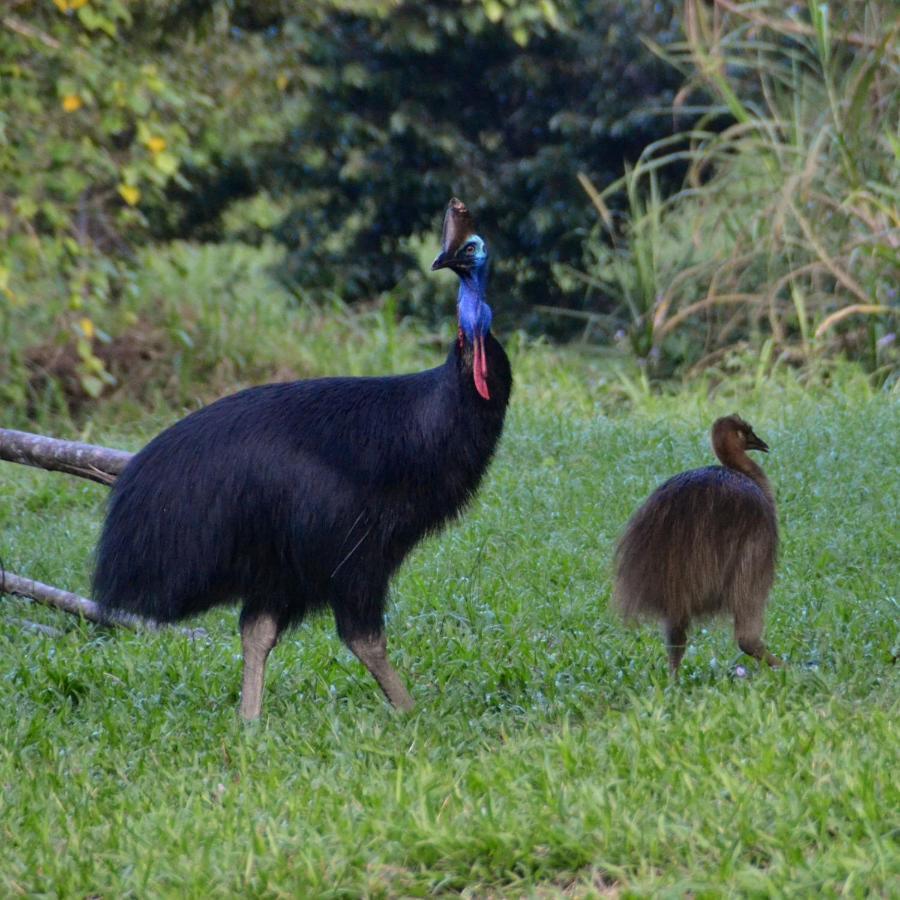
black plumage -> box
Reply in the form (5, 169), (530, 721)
(93, 199), (511, 718)
(613, 414), (782, 674)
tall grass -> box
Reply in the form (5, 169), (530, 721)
(577, 0), (899, 380)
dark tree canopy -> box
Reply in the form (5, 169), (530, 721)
(157, 2), (685, 313)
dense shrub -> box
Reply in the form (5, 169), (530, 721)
(215, 1), (687, 318)
(2, 2), (895, 416)
(1, 0), (684, 409)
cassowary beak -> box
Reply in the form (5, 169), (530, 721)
(431, 251), (453, 271)
(431, 251), (474, 273)
(746, 431), (770, 453)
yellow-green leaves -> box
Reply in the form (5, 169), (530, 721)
(144, 136), (166, 155)
(152, 152), (178, 177)
(117, 185), (141, 207)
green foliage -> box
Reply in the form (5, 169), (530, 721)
(169, 1), (685, 315)
(1, 0), (209, 396)
(5, 0), (683, 314)
(3, 1), (897, 414)
(0, 239), (457, 426)
(2, 0), (685, 411)
(576, 1), (899, 377)
(1, 371), (898, 894)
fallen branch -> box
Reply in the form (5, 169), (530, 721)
(0, 428), (132, 485)
(1, 569), (134, 626)
(0, 570), (206, 639)
(0, 432), (208, 637)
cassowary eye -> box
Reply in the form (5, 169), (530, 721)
(464, 244), (476, 255)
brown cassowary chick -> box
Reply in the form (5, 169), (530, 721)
(613, 415), (783, 674)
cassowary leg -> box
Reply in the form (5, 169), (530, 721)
(346, 632), (414, 712)
(734, 607), (783, 668)
(239, 612), (280, 720)
(664, 619), (689, 675)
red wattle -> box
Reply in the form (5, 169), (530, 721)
(473, 335), (490, 400)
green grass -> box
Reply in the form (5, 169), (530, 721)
(1, 351), (898, 896)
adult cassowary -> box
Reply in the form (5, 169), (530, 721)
(93, 199), (511, 719)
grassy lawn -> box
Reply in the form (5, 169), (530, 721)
(1, 350), (897, 896)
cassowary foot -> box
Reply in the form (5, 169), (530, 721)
(347, 633), (414, 712)
(737, 635), (783, 670)
(240, 613), (280, 721)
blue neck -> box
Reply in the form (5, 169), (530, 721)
(457, 267), (492, 342)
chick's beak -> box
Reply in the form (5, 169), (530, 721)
(746, 431), (770, 453)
